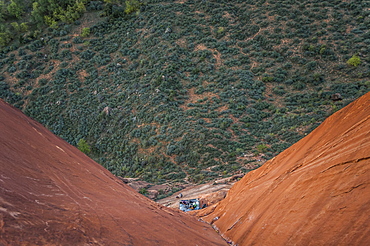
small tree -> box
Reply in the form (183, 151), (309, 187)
(77, 138), (91, 154)
(347, 55), (361, 67)
(11, 22), (20, 32)
(0, 32), (11, 47)
(20, 22), (28, 32)
(7, 0), (24, 19)
(139, 188), (148, 195)
(125, 0), (140, 14)
(256, 144), (268, 153)
(81, 27), (90, 37)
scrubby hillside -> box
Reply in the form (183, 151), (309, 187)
(195, 92), (370, 245)
(0, 0), (369, 187)
(0, 99), (226, 245)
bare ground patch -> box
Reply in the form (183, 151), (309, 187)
(180, 88), (220, 110)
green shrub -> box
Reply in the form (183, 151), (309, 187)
(139, 187), (148, 195)
(77, 138), (91, 154)
(125, 0), (140, 15)
(256, 144), (268, 153)
(346, 55), (361, 67)
(7, 0), (24, 18)
(81, 27), (90, 37)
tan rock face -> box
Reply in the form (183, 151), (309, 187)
(197, 92), (370, 245)
(0, 100), (226, 246)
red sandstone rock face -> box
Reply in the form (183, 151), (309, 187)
(197, 92), (370, 245)
(0, 100), (226, 246)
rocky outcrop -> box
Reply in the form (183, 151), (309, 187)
(0, 100), (226, 246)
(196, 92), (370, 245)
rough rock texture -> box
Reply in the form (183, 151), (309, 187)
(196, 92), (370, 245)
(0, 100), (226, 246)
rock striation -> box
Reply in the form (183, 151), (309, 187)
(196, 92), (370, 245)
(0, 100), (226, 246)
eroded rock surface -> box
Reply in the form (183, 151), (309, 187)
(196, 92), (370, 245)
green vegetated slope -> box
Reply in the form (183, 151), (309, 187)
(1, 0), (369, 186)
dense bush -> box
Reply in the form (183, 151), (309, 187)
(347, 55), (361, 67)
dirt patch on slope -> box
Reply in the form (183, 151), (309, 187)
(157, 174), (244, 209)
